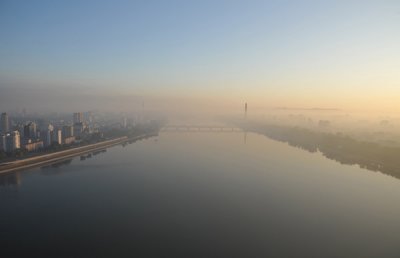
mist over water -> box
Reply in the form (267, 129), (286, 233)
(1, 1), (400, 257)
(2, 132), (400, 257)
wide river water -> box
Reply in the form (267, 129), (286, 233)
(1, 131), (400, 257)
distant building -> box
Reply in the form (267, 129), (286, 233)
(23, 140), (44, 152)
(85, 111), (93, 123)
(14, 123), (25, 138)
(40, 124), (54, 147)
(62, 125), (74, 138)
(73, 122), (85, 138)
(380, 120), (389, 126)
(24, 122), (37, 139)
(51, 129), (62, 145)
(73, 112), (83, 124)
(5, 131), (20, 152)
(1, 112), (9, 133)
(41, 130), (52, 147)
(47, 124), (54, 132)
(318, 120), (331, 127)
(63, 136), (76, 145)
(0, 134), (5, 151)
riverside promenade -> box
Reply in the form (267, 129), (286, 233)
(0, 134), (153, 175)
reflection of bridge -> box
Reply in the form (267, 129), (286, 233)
(161, 125), (243, 132)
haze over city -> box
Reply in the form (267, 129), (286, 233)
(1, 1), (400, 257)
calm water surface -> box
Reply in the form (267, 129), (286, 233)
(1, 132), (400, 257)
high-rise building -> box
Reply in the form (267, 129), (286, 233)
(62, 125), (74, 138)
(41, 124), (54, 147)
(41, 130), (52, 147)
(14, 123), (25, 139)
(23, 124), (31, 139)
(73, 123), (84, 138)
(24, 122), (37, 139)
(5, 131), (20, 152)
(0, 134), (5, 151)
(73, 112), (83, 124)
(1, 112), (9, 133)
(51, 129), (62, 145)
(47, 124), (54, 132)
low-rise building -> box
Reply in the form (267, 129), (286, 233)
(23, 140), (44, 152)
(64, 136), (76, 145)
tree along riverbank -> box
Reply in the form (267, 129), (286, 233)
(235, 120), (400, 180)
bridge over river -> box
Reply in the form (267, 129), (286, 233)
(161, 124), (243, 132)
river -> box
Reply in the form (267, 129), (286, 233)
(1, 131), (400, 257)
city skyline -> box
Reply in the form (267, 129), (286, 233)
(2, 2), (400, 256)
(0, 110), (135, 154)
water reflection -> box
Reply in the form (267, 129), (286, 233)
(0, 171), (21, 187)
(40, 159), (72, 169)
(40, 150), (109, 175)
(1, 132), (400, 257)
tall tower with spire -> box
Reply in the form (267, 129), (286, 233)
(244, 102), (248, 119)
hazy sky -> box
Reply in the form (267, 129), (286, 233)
(0, 0), (399, 112)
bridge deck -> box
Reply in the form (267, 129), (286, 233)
(161, 125), (243, 132)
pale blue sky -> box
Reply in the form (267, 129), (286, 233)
(0, 0), (399, 111)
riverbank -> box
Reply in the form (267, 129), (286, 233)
(0, 133), (157, 175)
(234, 119), (400, 180)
